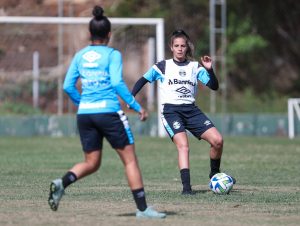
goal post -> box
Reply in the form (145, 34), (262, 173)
(288, 98), (300, 139)
(0, 16), (166, 137)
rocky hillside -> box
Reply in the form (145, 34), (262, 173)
(0, 0), (151, 113)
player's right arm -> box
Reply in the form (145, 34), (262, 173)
(138, 108), (148, 121)
(131, 77), (149, 97)
(131, 60), (165, 96)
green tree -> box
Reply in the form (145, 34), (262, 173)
(109, 0), (299, 113)
(227, 0), (300, 96)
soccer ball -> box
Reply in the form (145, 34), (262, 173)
(209, 173), (234, 194)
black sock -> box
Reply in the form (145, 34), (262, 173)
(210, 158), (221, 178)
(180, 168), (191, 191)
(132, 188), (147, 211)
(62, 171), (77, 189)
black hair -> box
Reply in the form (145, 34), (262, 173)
(89, 6), (111, 41)
(170, 29), (194, 60)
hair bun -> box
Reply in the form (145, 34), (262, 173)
(93, 5), (104, 20)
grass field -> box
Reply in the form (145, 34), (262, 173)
(0, 136), (299, 226)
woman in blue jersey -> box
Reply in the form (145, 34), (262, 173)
(48, 6), (165, 219)
(132, 29), (235, 195)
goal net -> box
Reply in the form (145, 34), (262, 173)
(0, 16), (165, 136)
(288, 98), (300, 139)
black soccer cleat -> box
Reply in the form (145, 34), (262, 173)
(181, 189), (196, 195)
(231, 176), (236, 184)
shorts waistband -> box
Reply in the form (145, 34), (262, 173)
(163, 103), (195, 107)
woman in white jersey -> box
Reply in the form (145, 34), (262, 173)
(132, 29), (235, 195)
(48, 6), (165, 219)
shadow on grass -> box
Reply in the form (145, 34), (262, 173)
(193, 189), (210, 194)
(117, 211), (178, 217)
(230, 187), (260, 193)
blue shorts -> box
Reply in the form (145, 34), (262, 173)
(77, 110), (134, 152)
(161, 104), (215, 139)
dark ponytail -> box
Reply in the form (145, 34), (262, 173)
(92, 5), (104, 20)
(89, 6), (111, 41)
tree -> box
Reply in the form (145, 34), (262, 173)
(110, 0), (300, 98)
(227, 0), (300, 96)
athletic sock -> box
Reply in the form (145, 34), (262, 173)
(180, 168), (192, 191)
(62, 171), (77, 189)
(209, 158), (221, 178)
(132, 188), (147, 211)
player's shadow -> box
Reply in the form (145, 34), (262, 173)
(117, 211), (177, 217)
(192, 189), (211, 194)
(228, 187), (259, 194)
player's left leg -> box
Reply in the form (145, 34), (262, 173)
(200, 127), (223, 178)
(200, 128), (236, 184)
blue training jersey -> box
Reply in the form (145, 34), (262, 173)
(63, 45), (141, 114)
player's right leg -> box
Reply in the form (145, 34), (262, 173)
(116, 145), (166, 219)
(161, 105), (193, 195)
(172, 132), (194, 195)
(48, 150), (101, 211)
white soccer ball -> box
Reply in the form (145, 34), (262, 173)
(209, 173), (234, 194)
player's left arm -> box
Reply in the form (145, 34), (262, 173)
(199, 56), (219, 90)
(205, 68), (219, 90)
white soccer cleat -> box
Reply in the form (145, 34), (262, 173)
(136, 206), (166, 219)
(48, 179), (65, 211)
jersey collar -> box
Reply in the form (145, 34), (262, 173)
(172, 58), (190, 66)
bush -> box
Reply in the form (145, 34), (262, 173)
(0, 101), (42, 115)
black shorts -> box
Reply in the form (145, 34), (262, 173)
(77, 110), (134, 152)
(161, 104), (215, 139)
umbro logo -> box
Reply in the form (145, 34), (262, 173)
(83, 51), (101, 62)
(136, 191), (145, 198)
(176, 86), (191, 95)
(204, 120), (211, 126)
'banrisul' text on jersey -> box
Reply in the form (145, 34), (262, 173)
(143, 59), (212, 105)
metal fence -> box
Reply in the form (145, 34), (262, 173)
(0, 113), (297, 138)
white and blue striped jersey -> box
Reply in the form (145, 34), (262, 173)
(143, 59), (211, 105)
(63, 45), (141, 114)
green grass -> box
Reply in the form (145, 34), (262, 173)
(0, 136), (299, 226)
